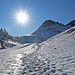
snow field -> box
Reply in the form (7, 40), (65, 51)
(14, 27), (75, 75)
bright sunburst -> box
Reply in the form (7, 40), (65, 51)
(16, 11), (29, 24)
(13, 7), (31, 27)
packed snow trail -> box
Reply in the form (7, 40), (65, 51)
(0, 43), (38, 75)
(0, 27), (75, 75)
(13, 27), (75, 75)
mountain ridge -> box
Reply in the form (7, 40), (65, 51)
(19, 19), (74, 43)
(67, 20), (75, 27)
(0, 19), (75, 47)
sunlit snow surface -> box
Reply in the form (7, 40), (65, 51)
(0, 26), (75, 75)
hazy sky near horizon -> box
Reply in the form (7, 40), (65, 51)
(0, 0), (75, 36)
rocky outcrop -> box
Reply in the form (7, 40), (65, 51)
(40, 20), (56, 27)
(67, 20), (75, 27)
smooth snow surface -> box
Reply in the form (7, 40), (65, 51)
(0, 26), (75, 75)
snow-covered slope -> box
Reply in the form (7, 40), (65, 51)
(0, 43), (39, 75)
(0, 26), (75, 75)
(0, 29), (20, 48)
(19, 20), (72, 43)
(14, 26), (75, 75)
(0, 20), (75, 75)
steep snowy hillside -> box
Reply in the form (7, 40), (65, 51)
(19, 20), (72, 43)
(0, 26), (75, 75)
(15, 26), (75, 75)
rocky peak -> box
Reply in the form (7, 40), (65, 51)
(41, 20), (56, 27)
(67, 20), (75, 27)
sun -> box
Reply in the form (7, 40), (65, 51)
(16, 11), (29, 24)
(13, 8), (32, 27)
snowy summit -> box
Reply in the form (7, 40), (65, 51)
(19, 20), (72, 43)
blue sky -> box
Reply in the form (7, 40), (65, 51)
(0, 0), (75, 36)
